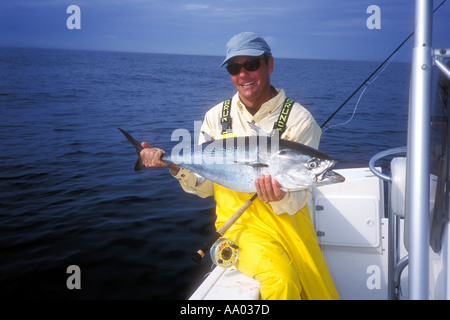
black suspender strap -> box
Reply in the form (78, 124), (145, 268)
(221, 98), (232, 134)
(272, 97), (295, 135)
(220, 96), (295, 136)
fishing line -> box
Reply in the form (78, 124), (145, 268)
(322, 85), (369, 133)
(320, 0), (447, 130)
(322, 52), (397, 132)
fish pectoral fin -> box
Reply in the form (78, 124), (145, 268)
(248, 163), (269, 168)
(233, 160), (269, 168)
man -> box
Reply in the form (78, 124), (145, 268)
(140, 32), (339, 300)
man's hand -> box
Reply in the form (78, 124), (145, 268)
(255, 174), (285, 203)
(140, 142), (180, 173)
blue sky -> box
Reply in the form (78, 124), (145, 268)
(1, 0), (449, 61)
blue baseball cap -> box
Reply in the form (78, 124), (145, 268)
(221, 32), (272, 67)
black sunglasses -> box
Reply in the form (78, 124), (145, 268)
(226, 57), (265, 75)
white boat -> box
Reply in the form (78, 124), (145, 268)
(190, 0), (450, 300)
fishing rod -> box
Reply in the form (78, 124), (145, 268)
(192, 193), (258, 266)
(321, 0), (447, 129)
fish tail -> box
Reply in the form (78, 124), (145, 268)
(118, 128), (145, 172)
(134, 156), (144, 172)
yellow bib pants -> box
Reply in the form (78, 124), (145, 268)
(213, 184), (339, 300)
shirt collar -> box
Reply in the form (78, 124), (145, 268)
(235, 87), (286, 116)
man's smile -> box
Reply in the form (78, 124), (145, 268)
(241, 81), (256, 87)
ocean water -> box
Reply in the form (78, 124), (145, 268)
(0, 47), (411, 299)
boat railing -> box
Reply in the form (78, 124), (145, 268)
(434, 49), (450, 78)
(369, 53), (450, 299)
(369, 146), (408, 299)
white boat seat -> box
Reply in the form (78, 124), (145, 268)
(390, 157), (407, 218)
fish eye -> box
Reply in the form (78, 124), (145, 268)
(307, 160), (318, 169)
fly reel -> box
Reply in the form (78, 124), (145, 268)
(210, 238), (239, 268)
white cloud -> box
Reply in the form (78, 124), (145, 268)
(183, 4), (210, 11)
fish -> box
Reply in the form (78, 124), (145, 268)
(118, 127), (345, 192)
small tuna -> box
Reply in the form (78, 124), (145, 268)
(119, 127), (344, 192)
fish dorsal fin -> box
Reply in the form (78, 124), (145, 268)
(247, 122), (270, 137)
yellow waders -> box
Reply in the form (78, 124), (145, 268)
(213, 184), (340, 300)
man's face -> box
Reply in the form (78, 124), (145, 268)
(228, 55), (274, 109)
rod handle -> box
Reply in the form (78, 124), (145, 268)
(191, 250), (205, 264)
(191, 194), (257, 264)
(216, 199), (253, 235)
